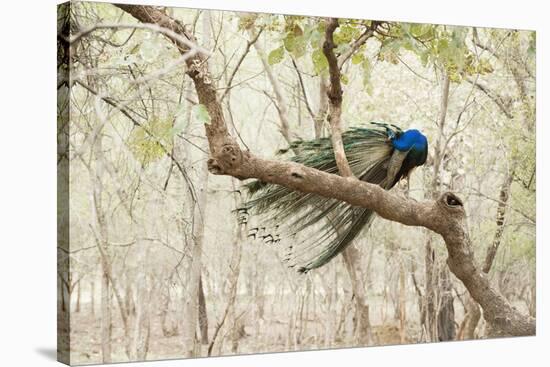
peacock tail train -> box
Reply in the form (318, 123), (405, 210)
(242, 122), (428, 273)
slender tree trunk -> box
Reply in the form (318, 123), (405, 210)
(458, 297), (481, 340)
(198, 276), (209, 345)
(459, 165), (516, 339)
(437, 265), (456, 341)
(207, 184), (244, 356)
(90, 122), (113, 364)
(398, 260), (407, 343)
(181, 94), (209, 358)
(181, 13), (212, 357)
(60, 277), (67, 313)
(76, 277), (81, 313)
(314, 76), (329, 139)
(423, 71), (454, 342)
(342, 247), (373, 345)
(90, 281), (95, 316)
(423, 237), (437, 341)
(100, 263), (112, 363)
(483, 166), (516, 273)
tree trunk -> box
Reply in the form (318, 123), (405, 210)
(459, 164), (516, 339)
(423, 72), (454, 342)
(314, 76), (329, 139)
(60, 277), (67, 312)
(91, 120), (112, 364)
(398, 260), (407, 343)
(207, 183), (244, 356)
(198, 276), (209, 345)
(90, 281), (95, 316)
(100, 265), (112, 363)
(76, 277), (81, 313)
(342, 247), (373, 345)
(423, 237), (437, 341)
(437, 264), (456, 341)
(458, 296), (481, 340)
(181, 12), (212, 357)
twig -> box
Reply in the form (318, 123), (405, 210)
(220, 27), (264, 102)
(291, 57), (316, 121)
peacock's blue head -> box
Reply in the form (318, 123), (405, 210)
(391, 129), (428, 152)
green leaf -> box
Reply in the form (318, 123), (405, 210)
(340, 74), (349, 85)
(410, 23), (423, 37)
(351, 52), (365, 65)
(284, 33), (307, 58)
(420, 50), (430, 66)
(129, 117), (173, 166)
(528, 32), (536, 55)
(312, 48), (328, 74)
(437, 38), (449, 53)
(129, 44), (140, 54)
(268, 46), (285, 65)
(361, 58), (372, 87)
(193, 104), (211, 125)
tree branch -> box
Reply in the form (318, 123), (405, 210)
(291, 57), (316, 122)
(220, 27), (264, 103)
(465, 78), (514, 119)
(247, 27), (294, 146)
(337, 24), (376, 68)
(323, 18), (353, 177)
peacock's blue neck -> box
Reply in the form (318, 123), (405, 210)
(391, 129), (428, 152)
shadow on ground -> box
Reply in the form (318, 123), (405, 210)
(36, 348), (57, 361)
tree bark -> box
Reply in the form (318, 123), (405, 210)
(314, 76), (329, 139)
(180, 11), (212, 357)
(423, 71), (455, 342)
(198, 276), (209, 345)
(483, 166), (515, 273)
(322, 18), (373, 345)
(342, 248), (373, 345)
(398, 260), (407, 343)
(76, 277), (81, 313)
(90, 281), (95, 316)
(90, 121), (112, 364)
(207, 184), (244, 356)
(437, 265), (456, 341)
(323, 18), (353, 178)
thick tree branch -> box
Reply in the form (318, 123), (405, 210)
(114, 4), (236, 160)
(323, 18), (353, 177)
(116, 4), (535, 337)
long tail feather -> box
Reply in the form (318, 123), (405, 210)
(243, 123), (399, 272)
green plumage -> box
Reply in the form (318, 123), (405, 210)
(243, 123), (417, 273)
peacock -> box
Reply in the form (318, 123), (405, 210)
(242, 122), (428, 273)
